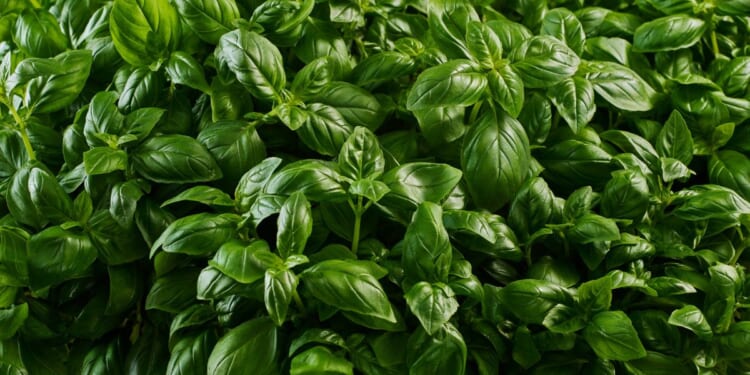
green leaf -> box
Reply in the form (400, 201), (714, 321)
(83, 147), (128, 176)
(656, 110), (693, 165)
(405, 282), (459, 336)
(290, 346), (353, 375)
(407, 324), (467, 375)
(380, 162), (462, 209)
(109, 180), (145, 228)
(487, 65), (524, 118)
(208, 239), (269, 284)
(508, 177), (555, 242)
(264, 268), (298, 326)
(173, 0), (239, 44)
(623, 351), (692, 375)
(406, 59), (488, 110)
(512, 326), (540, 369)
(462, 108), (530, 211)
(583, 311), (647, 361)
(27, 226), (96, 290)
(509, 36), (580, 88)
(151, 213), (239, 257)
(500, 279), (571, 324)
(8, 164), (73, 228)
(442, 210), (497, 244)
(709, 150), (750, 200)
(145, 268), (199, 313)
(577, 276), (612, 314)
(110, 0), (180, 66)
(13, 50), (93, 114)
(674, 187), (750, 221)
(540, 8), (586, 56)
(0, 303), (28, 340)
(161, 186), (234, 208)
(297, 103), (352, 157)
(402, 202), (452, 283)
(583, 61), (658, 112)
(537, 140), (614, 193)
(547, 76), (595, 133)
(12, 9), (67, 58)
(265, 160), (347, 202)
(338, 127), (385, 181)
(314, 82), (384, 131)
(465, 21), (503, 70)
(350, 52), (415, 90)
(567, 214), (620, 244)
(0, 226), (29, 286)
(207, 317), (279, 375)
(133, 134), (222, 184)
(601, 169), (650, 220)
(427, 1), (477, 59)
(166, 51), (211, 93)
(348, 179), (390, 203)
(235, 157), (283, 211)
(633, 15), (706, 52)
(166, 330), (216, 375)
(668, 305), (712, 340)
(215, 29), (286, 101)
(277, 192), (313, 258)
(301, 259), (397, 324)
(196, 121), (266, 187)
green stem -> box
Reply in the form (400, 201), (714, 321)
(351, 195), (364, 255)
(711, 29), (720, 58)
(3, 100), (36, 160)
(292, 289), (306, 315)
(469, 101), (483, 125)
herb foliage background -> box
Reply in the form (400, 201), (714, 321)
(0, 0), (750, 373)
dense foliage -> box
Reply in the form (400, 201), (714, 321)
(1, 0), (750, 373)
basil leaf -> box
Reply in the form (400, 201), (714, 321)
(633, 15), (706, 52)
(277, 192), (313, 258)
(110, 0), (179, 66)
(509, 36), (580, 88)
(405, 282), (459, 336)
(547, 76), (595, 134)
(406, 60), (488, 110)
(583, 311), (647, 361)
(215, 29), (286, 101)
(302, 259), (397, 324)
(133, 134), (222, 184)
(583, 61), (658, 112)
(462, 108), (530, 211)
(402, 202), (452, 284)
(206, 317), (280, 375)
(173, 0), (240, 44)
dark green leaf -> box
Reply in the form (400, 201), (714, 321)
(509, 36), (580, 88)
(462, 108), (530, 211)
(133, 134), (222, 184)
(633, 15), (706, 52)
(290, 346), (353, 375)
(207, 317), (279, 375)
(110, 0), (179, 66)
(277, 192), (313, 258)
(405, 282), (459, 335)
(406, 60), (488, 110)
(302, 259), (397, 324)
(215, 29), (286, 101)
(583, 311), (647, 361)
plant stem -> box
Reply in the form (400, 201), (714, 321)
(469, 101), (483, 125)
(351, 195), (364, 255)
(711, 29), (720, 58)
(292, 289), (306, 314)
(3, 99), (36, 160)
